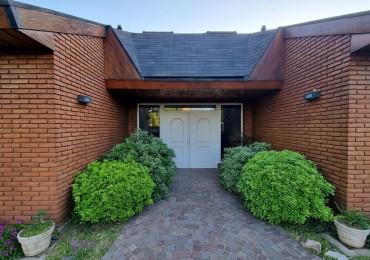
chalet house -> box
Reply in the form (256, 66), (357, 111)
(1, 0), (370, 226)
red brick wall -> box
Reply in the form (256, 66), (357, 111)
(253, 35), (351, 206)
(243, 103), (253, 138)
(347, 54), (370, 211)
(128, 103), (137, 135)
(0, 34), (129, 225)
(0, 51), (57, 223)
(53, 33), (128, 225)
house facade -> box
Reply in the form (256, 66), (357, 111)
(1, 0), (370, 225)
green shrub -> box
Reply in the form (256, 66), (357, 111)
(103, 129), (176, 202)
(237, 150), (335, 224)
(218, 142), (271, 193)
(72, 159), (155, 223)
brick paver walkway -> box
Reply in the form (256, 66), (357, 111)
(103, 169), (320, 260)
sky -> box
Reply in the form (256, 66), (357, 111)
(19, 0), (370, 33)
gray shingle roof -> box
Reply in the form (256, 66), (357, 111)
(114, 29), (277, 80)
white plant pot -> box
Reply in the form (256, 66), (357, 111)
(334, 219), (370, 248)
(17, 222), (55, 256)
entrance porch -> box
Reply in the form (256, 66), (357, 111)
(138, 104), (243, 168)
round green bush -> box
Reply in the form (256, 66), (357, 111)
(103, 129), (176, 202)
(236, 150), (335, 224)
(219, 142), (271, 193)
(72, 159), (155, 223)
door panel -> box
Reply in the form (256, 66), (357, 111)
(196, 118), (212, 142)
(190, 113), (219, 168)
(164, 113), (190, 168)
(195, 147), (211, 163)
(170, 118), (185, 142)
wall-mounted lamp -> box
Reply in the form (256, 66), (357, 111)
(304, 89), (320, 101)
(77, 95), (92, 104)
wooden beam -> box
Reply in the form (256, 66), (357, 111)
(284, 13), (370, 38)
(15, 7), (106, 37)
(249, 30), (284, 81)
(110, 89), (277, 101)
(106, 79), (283, 90)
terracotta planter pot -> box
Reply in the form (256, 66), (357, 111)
(17, 222), (55, 257)
(334, 219), (370, 248)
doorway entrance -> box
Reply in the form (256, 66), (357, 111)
(163, 111), (220, 168)
(138, 104), (242, 168)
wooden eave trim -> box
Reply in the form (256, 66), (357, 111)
(105, 79), (283, 90)
(283, 14), (370, 38)
(108, 27), (143, 79)
(18, 29), (54, 50)
(15, 7), (106, 37)
(0, 2), (106, 36)
(351, 33), (370, 53)
(0, 5), (17, 28)
(248, 29), (284, 81)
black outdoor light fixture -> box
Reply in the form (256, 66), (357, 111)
(304, 89), (321, 101)
(77, 95), (92, 104)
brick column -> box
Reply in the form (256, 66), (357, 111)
(347, 54), (370, 211)
(243, 102), (253, 138)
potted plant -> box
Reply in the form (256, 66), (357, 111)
(17, 211), (55, 256)
(334, 205), (370, 248)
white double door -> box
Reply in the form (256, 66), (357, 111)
(163, 112), (220, 168)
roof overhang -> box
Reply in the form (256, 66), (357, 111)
(0, 28), (53, 50)
(107, 28), (285, 82)
(106, 79), (282, 90)
(284, 11), (370, 38)
(106, 79), (283, 101)
(0, 0), (106, 37)
(351, 33), (370, 53)
(104, 28), (284, 100)
(0, 0), (107, 51)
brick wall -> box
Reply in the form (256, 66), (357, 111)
(243, 103), (253, 138)
(0, 51), (57, 223)
(253, 35), (351, 206)
(53, 33), (128, 225)
(128, 103), (137, 135)
(0, 34), (129, 225)
(347, 54), (370, 211)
